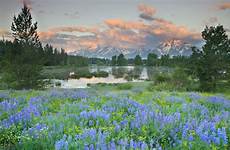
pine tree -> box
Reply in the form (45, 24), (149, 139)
(192, 25), (230, 91)
(117, 54), (127, 66)
(147, 53), (158, 66)
(2, 4), (43, 89)
(111, 55), (117, 66)
(134, 55), (142, 66)
(11, 5), (40, 47)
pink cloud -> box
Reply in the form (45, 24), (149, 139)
(151, 19), (201, 40)
(50, 26), (99, 34)
(217, 2), (230, 10)
(104, 19), (147, 30)
(0, 29), (12, 40)
(39, 4), (201, 52)
(38, 31), (57, 41)
(138, 4), (156, 16)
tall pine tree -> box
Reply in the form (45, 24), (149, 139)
(191, 25), (230, 91)
(2, 4), (44, 89)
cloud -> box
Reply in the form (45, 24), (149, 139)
(39, 26), (99, 43)
(138, 4), (156, 16)
(50, 26), (99, 34)
(217, 2), (230, 10)
(38, 31), (57, 41)
(151, 19), (201, 40)
(0, 29), (9, 36)
(104, 19), (147, 30)
(138, 4), (156, 21)
(39, 4), (201, 52)
(0, 29), (12, 40)
(38, 26), (100, 51)
(139, 13), (154, 21)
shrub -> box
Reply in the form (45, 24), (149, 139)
(154, 73), (171, 84)
(92, 71), (109, 78)
(148, 68), (197, 91)
(55, 81), (62, 87)
(117, 83), (133, 90)
(0, 125), (22, 149)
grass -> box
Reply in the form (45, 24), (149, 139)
(0, 82), (229, 149)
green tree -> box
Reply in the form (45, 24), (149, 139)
(111, 55), (117, 66)
(117, 54), (127, 66)
(160, 54), (170, 66)
(2, 5), (43, 89)
(11, 5), (40, 48)
(191, 25), (230, 91)
(134, 55), (142, 66)
(60, 48), (68, 65)
(147, 53), (158, 66)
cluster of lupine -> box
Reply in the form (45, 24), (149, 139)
(0, 89), (229, 149)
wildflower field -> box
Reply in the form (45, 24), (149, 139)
(0, 84), (229, 150)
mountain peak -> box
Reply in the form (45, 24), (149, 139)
(69, 40), (193, 58)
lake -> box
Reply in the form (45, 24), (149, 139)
(46, 66), (172, 88)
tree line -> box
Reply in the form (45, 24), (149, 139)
(111, 53), (190, 67)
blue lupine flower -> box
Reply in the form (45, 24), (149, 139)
(55, 135), (68, 150)
(110, 141), (116, 150)
(188, 92), (202, 101)
(188, 135), (194, 141)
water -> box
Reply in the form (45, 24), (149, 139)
(51, 66), (171, 88)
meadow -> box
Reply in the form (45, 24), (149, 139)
(0, 82), (229, 150)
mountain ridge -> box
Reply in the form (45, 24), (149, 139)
(69, 40), (193, 59)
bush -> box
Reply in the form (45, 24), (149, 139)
(117, 83), (133, 90)
(72, 71), (93, 79)
(147, 82), (176, 91)
(55, 81), (61, 87)
(0, 125), (22, 149)
(148, 68), (197, 91)
(92, 71), (109, 78)
(154, 73), (171, 84)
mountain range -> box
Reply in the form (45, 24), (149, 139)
(69, 40), (193, 59)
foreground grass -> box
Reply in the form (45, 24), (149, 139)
(0, 83), (229, 149)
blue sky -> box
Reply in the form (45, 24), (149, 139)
(0, 0), (229, 51)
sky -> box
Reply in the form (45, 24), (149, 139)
(0, 0), (230, 52)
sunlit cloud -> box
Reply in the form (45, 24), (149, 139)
(150, 19), (201, 40)
(138, 4), (156, 17)
(38, 31), (57, 41)
(50, 26), (99, 34)
(217, 2), (230, 10)
(104, 19), (147, 30)
(138, 4), (156, 21)
(0, 29), (12, 40)
(39, 4), (201, 52)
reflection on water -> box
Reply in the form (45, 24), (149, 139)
(53, 66), (171, 88)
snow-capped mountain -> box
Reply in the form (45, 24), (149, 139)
(156, 40), (193, 57)
(69, 40), (193, 58)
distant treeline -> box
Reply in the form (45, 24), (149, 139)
(110, 53), (191, 67)
(0, 39), (192, 68)
(0, 41), (116, 68)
